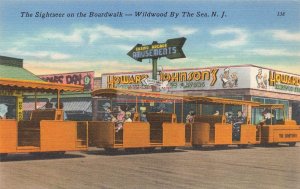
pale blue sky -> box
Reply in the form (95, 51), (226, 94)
(0, 0), (299, 76)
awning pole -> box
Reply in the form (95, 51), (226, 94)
(34, 89), (37, 110)
(283, 106), (286, 121)
(135, 96), (138, 113)
(196, 100), (198, 115)
(57, 90), (60, 109)
(271, 107), (273, 125)
(173, 99), (176, 114)
(247, 105), (250, 124)
(181, 99), (184, 123)
(200, 103), (202, 115)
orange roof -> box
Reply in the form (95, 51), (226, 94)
(0, 78), (83, 92)
(92, 88), (187, 100)
(188, 96), (260, 106)
(258, 104), (285, 109)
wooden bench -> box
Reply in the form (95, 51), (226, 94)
(146, 112), (176, 123)
(146, 113), (177, 143)
(30, 109), (63, 122)
(18, 109), (64, 146)
(193, 115), (225, 143)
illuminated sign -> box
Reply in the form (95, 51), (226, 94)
(269, 71), (300, 87)
(103, 66), (300, 95)
(127, 37), (186, 62)
(39, 71), (94, 91)
(106, 74), (149, 88)
(160, 69), (218, 86)
(104, 69), (220, 91)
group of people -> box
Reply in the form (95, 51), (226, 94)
(225, 111), (246, 141)
(102, 103), (135, 132)
(185, 110), (246, 141)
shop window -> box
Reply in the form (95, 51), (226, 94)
(251, 96), (289, 124)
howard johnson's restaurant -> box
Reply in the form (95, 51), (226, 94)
(97, 64), (300, 124)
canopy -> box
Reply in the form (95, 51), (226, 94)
(0, 78), (83, 92)
(258, 104), (285, 109)
(188, 96), (261, 106)
(92, 88), (187, 100)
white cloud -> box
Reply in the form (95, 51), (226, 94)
(269, 30), (300, 42)
(210, 27), (247, 48)
(114, 44), (133, 51)
(5, 48), (71, 60)
(24, 60), (151, 76)
(172, 27), (198, 36)
(39, 25), (165, 44)
(248, 48), (300, 57)
(93, 25), (163, 39)
(42, 29), (84, 43)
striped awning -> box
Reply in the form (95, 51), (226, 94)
(63, 101), (92, 113)
(23, 101), (92, 113)
(23, 102), (46, 111)
(0, 78), (83, 92)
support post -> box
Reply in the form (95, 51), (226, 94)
(57, 90), (60, 109)
(181, 99), (184, 123)
(34, 90), (37, 110)
(152, 58), (158, 92)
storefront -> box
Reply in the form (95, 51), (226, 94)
(100, 64), (300, 124)
(0, 56), (43, 120)
(22, 71), (95, 121)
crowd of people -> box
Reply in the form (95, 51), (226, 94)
(102, 103), (136, 132)
(185, 110), (247, 141)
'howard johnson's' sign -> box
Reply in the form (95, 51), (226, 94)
(102, 66), (300, 95)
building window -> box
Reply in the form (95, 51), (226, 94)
(251, 96), (289, 124)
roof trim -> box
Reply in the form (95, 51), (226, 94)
(0, 78), (83, 92)
(92, 88), (187, 100)
(188, 96), (261, 106)
(258, 104), (285, 109)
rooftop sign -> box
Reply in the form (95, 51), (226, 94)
(127, 37), (186, 62)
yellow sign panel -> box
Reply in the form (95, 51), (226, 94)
(17, 96), (23, 121)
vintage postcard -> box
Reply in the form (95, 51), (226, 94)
(0, 0), (299, 188)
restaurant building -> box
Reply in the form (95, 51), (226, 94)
(100, 64), (300, 124)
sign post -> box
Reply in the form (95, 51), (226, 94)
(152, 58), (158, 80)
(127, 37), (186, 91)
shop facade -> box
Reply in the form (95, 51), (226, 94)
(0, 56), (43, 120)
(100, 64), (300, 124)
(22, 71), (96, 121)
